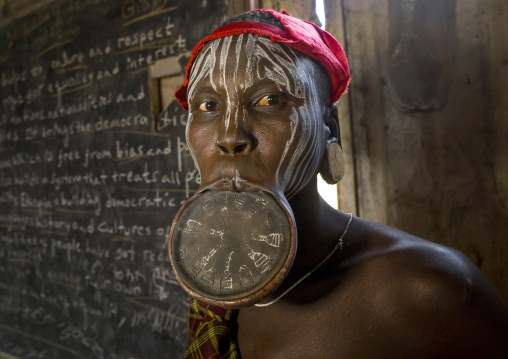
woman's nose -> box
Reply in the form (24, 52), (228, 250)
(215, 111), (255, 155)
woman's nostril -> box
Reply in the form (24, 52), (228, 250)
(234, 144), (247, 154)
(218, 145), (229, 154)
(216, 140), (250, 155)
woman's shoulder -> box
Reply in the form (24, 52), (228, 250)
(332, 215), (508, 357)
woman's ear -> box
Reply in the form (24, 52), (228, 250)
(319, 103), (345, 184)
(325, 103), (341, 146)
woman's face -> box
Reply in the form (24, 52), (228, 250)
(186, 34), (329, 198)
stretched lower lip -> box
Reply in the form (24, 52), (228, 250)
(204, 179), (248, 192)
(204, 179), (236, 192)
(202, 178), (271, 194)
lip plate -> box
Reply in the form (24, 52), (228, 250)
(168, 189), (297, 308)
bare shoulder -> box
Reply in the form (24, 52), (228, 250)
(339, 216), (508, 357)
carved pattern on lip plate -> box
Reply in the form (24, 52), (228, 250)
(170, 191), (292, 301)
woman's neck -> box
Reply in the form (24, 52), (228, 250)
(285, 178), (345, 279)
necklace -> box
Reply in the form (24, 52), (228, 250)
(255, 213), (354, 307)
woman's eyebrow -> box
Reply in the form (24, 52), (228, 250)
(243, 78), (286, 94)
(189, 85), (219, 100)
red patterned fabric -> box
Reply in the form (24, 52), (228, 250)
(184, 299), (241, 359)
(175, 9), (350, 111)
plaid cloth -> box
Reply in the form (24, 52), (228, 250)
(184, 299), (241, 359)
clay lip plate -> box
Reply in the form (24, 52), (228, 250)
(168, 190), (297, 308)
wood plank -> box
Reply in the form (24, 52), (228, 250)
(342, 0), (508, 302)
(160, 74), (185, 110)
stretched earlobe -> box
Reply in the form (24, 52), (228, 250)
(321, 137), (345, 184)
(320, 104), (344, 184)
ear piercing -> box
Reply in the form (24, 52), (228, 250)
(325, 138), (344, 184)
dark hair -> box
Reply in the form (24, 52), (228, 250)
(219, 10), (286, 30)
(218, 10), (331, 104)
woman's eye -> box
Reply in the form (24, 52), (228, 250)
(256, 94), (280, 106)
(198, 101), (221, 112)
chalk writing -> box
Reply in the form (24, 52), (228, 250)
(50, 51), (85, 71)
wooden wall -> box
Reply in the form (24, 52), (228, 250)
(327, 0), (508, 302)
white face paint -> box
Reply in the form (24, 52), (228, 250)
(186, 34), (328, 199)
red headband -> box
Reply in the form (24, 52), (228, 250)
(174, 9), (350, 111)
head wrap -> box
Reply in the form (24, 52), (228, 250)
(175, 9), (350, 111)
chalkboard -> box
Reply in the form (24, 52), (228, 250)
(0, 1), (227, 358)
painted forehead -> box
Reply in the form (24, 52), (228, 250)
(187, 34), (312, 102)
